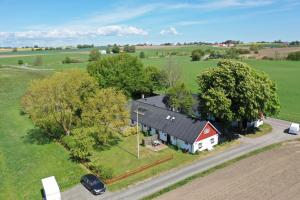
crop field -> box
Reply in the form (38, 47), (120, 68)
(155, 139), (300, 200)
(0, 68), (87, 200)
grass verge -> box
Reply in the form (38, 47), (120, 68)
(243, 123), (273, 138)
(142, 142), (282, 200)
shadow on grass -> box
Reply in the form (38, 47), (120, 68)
(94, 136), (121, 151)
(23, 128), (53, 145)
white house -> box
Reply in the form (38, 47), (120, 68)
(131, 98), (220, 153)
(99, 50), (107, 55)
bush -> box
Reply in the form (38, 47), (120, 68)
(123, 126), (136, 137)
(18, 60), (24, 65)
(95, 165), (113, 179)
(287, 51), (300, 61)
(139, 51), (145, 58)
(191, 49), (205, 61)
(62, 56), (81, 64)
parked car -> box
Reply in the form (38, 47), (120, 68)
(289, 123), (299, 135)
(80, 174), (106, 195)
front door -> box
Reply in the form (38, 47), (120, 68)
(167, 134), (171, 144)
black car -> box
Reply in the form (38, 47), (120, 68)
(81, 174), (106, 195)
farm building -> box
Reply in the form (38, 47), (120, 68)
(99, 50), (107, 55)
(130, 96), (220, 153)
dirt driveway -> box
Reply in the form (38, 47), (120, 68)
(156, 139), (300, 200)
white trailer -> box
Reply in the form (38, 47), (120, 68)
(41, 176), (61, 200)
(289, 123), (299, 134)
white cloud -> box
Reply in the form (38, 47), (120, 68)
(176, 20), (210, 26)
(0, 25), (147, 41)
(160, 26), (178, 35)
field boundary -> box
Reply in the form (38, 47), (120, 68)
(104, 154), (173, 185)
(142, 142), (283, 200)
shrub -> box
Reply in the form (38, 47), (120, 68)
(95, 165), (113, 179)
(123, 126), (136, 137)
(191, 49), (205, 61)
(139, 51), (145, 58)
(18, 60), (24, 65)
(287, 51), (300, 61)
(62, 56), (81, 64)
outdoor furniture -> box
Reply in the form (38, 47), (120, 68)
(152, 140), (160, 146)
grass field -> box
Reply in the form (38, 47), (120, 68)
(141, 56), (300, 122)
(0, 68), (87, 200)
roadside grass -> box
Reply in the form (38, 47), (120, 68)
(0, 69), (87, 200)
(243, 123), (273, 138)
(99, 137), (240, 191)
(142, 142), (282, 200)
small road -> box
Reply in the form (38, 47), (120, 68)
(62, 118), (299, 200)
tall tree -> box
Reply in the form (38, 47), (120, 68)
(81, 88), (129, 144)
(197, 60), (280, 129)
(87, 53), (150, 97)
(165, 83), (194, 115)
(21, 70), (98, 137)
(144, 66), (168, 94)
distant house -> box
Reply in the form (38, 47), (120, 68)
(131, 96), (220, 153)
(99, 50), (107, 55)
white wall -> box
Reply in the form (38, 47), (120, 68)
(192, 134), (218, 153)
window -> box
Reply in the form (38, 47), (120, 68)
(204, 128), (210, 134)
(198, 143), (202, 149)
(185, 141), (188, 145)
(210, 138), (215, 144)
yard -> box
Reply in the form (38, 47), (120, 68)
(89, 134), (240, 191)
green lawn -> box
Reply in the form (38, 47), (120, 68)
(90, 134), (240, 191)
(0, 69), (87, 200)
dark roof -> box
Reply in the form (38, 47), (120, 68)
(137, 94), (200, 113)
(131, 100), (209, 144)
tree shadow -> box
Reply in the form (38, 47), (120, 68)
(22, 128), (53, 145)
(94, 136), (121, 151)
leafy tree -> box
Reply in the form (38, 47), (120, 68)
(68, 128), (95, 161)
(21, 70), (98, 137)
(287, 51), (300, 61)
(111, 44), (120, 54)
(139, 51), (145, 58)
(33, 56), (43, 66)
(88, 49), (101, 62)
(165, 83), (194, 115)
(87, 53), (150, 97)
(197, 60), (280, 129)
(123, 45), (136, 53)
(144, 66), (168, 94)
(81, 88), (129, 144)
(18, 60), (24, 65)
(106, 47), (111, 54)
(191, 49), (205, 61)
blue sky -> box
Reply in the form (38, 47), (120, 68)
(0, 0), (299, 46)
